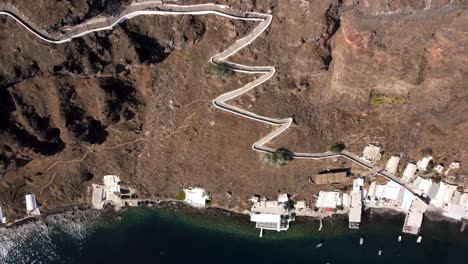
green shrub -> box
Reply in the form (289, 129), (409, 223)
(175, 191), (185, 201)
(370, 94), (406, 107)
(330, 142), (346, 153)
(263, 148), (294, 167)
(426, 160), (435, 172)
(371, 95), (386, 106)
(206, 63), (234, 78)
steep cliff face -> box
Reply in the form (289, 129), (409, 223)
(0, 0), (466, 218)
(323, 2), (467, 158)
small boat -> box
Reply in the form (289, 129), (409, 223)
(398, 235), (402, 242)
(378, 250), (382, 256)
(316, 243), (323, 248)
(417, 236), (422, 243)
(359, 237), (364, 245)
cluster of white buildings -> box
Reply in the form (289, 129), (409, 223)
(314, 179), (364, 229)
(92, 175), (125, 210)
(0, 194), (42, 225)
(250, 194), (295, 234)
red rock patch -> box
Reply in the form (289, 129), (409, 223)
(427, 47), (444, 60)
(343, 24), (365, 49)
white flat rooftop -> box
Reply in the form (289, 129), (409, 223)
(251, 213), (281, 223)
(184, 187), (209, 207)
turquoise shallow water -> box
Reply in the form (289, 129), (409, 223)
(1, 207), (468, 264)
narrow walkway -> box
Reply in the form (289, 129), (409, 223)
(0, 0), (426, 203)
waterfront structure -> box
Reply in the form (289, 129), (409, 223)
(0, 206), (6, 224)
(361, 144), (382, 163)
(385, 156), (400, 175)
(381, 181), (401, 206)
(311, 171), (348, 185)
(401, 163), (417, 183)
(353, 178), (364, 192)
(444, 204), (467, 220)
(400, 189), (416, 211)
(402, 198), (428, 235)
(316, 191), (342, 211)
(417, 156), (433, 171)
(349, 178), (364, 229)
(343, 193), (350, 208)
(91, 175), (124, 210)
(250, 194), (295, 233)
(25, 194), (40, 216)
(366, 182), (377, 204)
(349, 190), (362, 229)
(295, 200), (307, 210)
(184, 187), (210, 207)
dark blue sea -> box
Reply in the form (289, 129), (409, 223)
(1, 206), (467, 264)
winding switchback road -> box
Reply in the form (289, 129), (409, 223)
(0, 1), (426, 202)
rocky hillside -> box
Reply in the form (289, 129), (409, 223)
(0, 0), (466, 219)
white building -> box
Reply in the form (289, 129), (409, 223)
(349, 190), (362, 229)
(250, 194), (295, 233)
(184, 187), (210, 207)
(381, 181), (401, 205)
(434, 165), (444, 174)
(415, 177), (433, 196)
(0, 207), (6, 224)
(25, 194), (40, 216)
(417, 156), (433, 171)
(366, 182), (377, 203)
(427, 183), (440, 200)
(92, 175), (124, 210)
(295, 200), (307, 210)
(430, 182), (457, 208)
(460, 193), (468, 209)
(362, 144), (382, 163)
(375, 184), (385, 201)
(401, 163), (417, 182)
(343, 193), (350, 208)
(353, 178), (364, 192)
(400, 189), (416, 211)
(385, 156), (400, 175)
(316, 191), (342, 210)
(443, 204), (467, 221)
(402, 198), (428, 235)
(250, 195), (260, 203)
(449, 162), (460, 169)
(278, 193), (289, 203)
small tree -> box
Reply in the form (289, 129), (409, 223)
(206, 63), (234, 78)
(330, 142), (346, 153)
(427, 160), (435, 172)
(263, 148), (294, 167)
(175, 191), (185, 201)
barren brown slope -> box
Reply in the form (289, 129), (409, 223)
(0, 0), (467, 220)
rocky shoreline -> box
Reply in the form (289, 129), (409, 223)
(2, 199), (462, 233)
